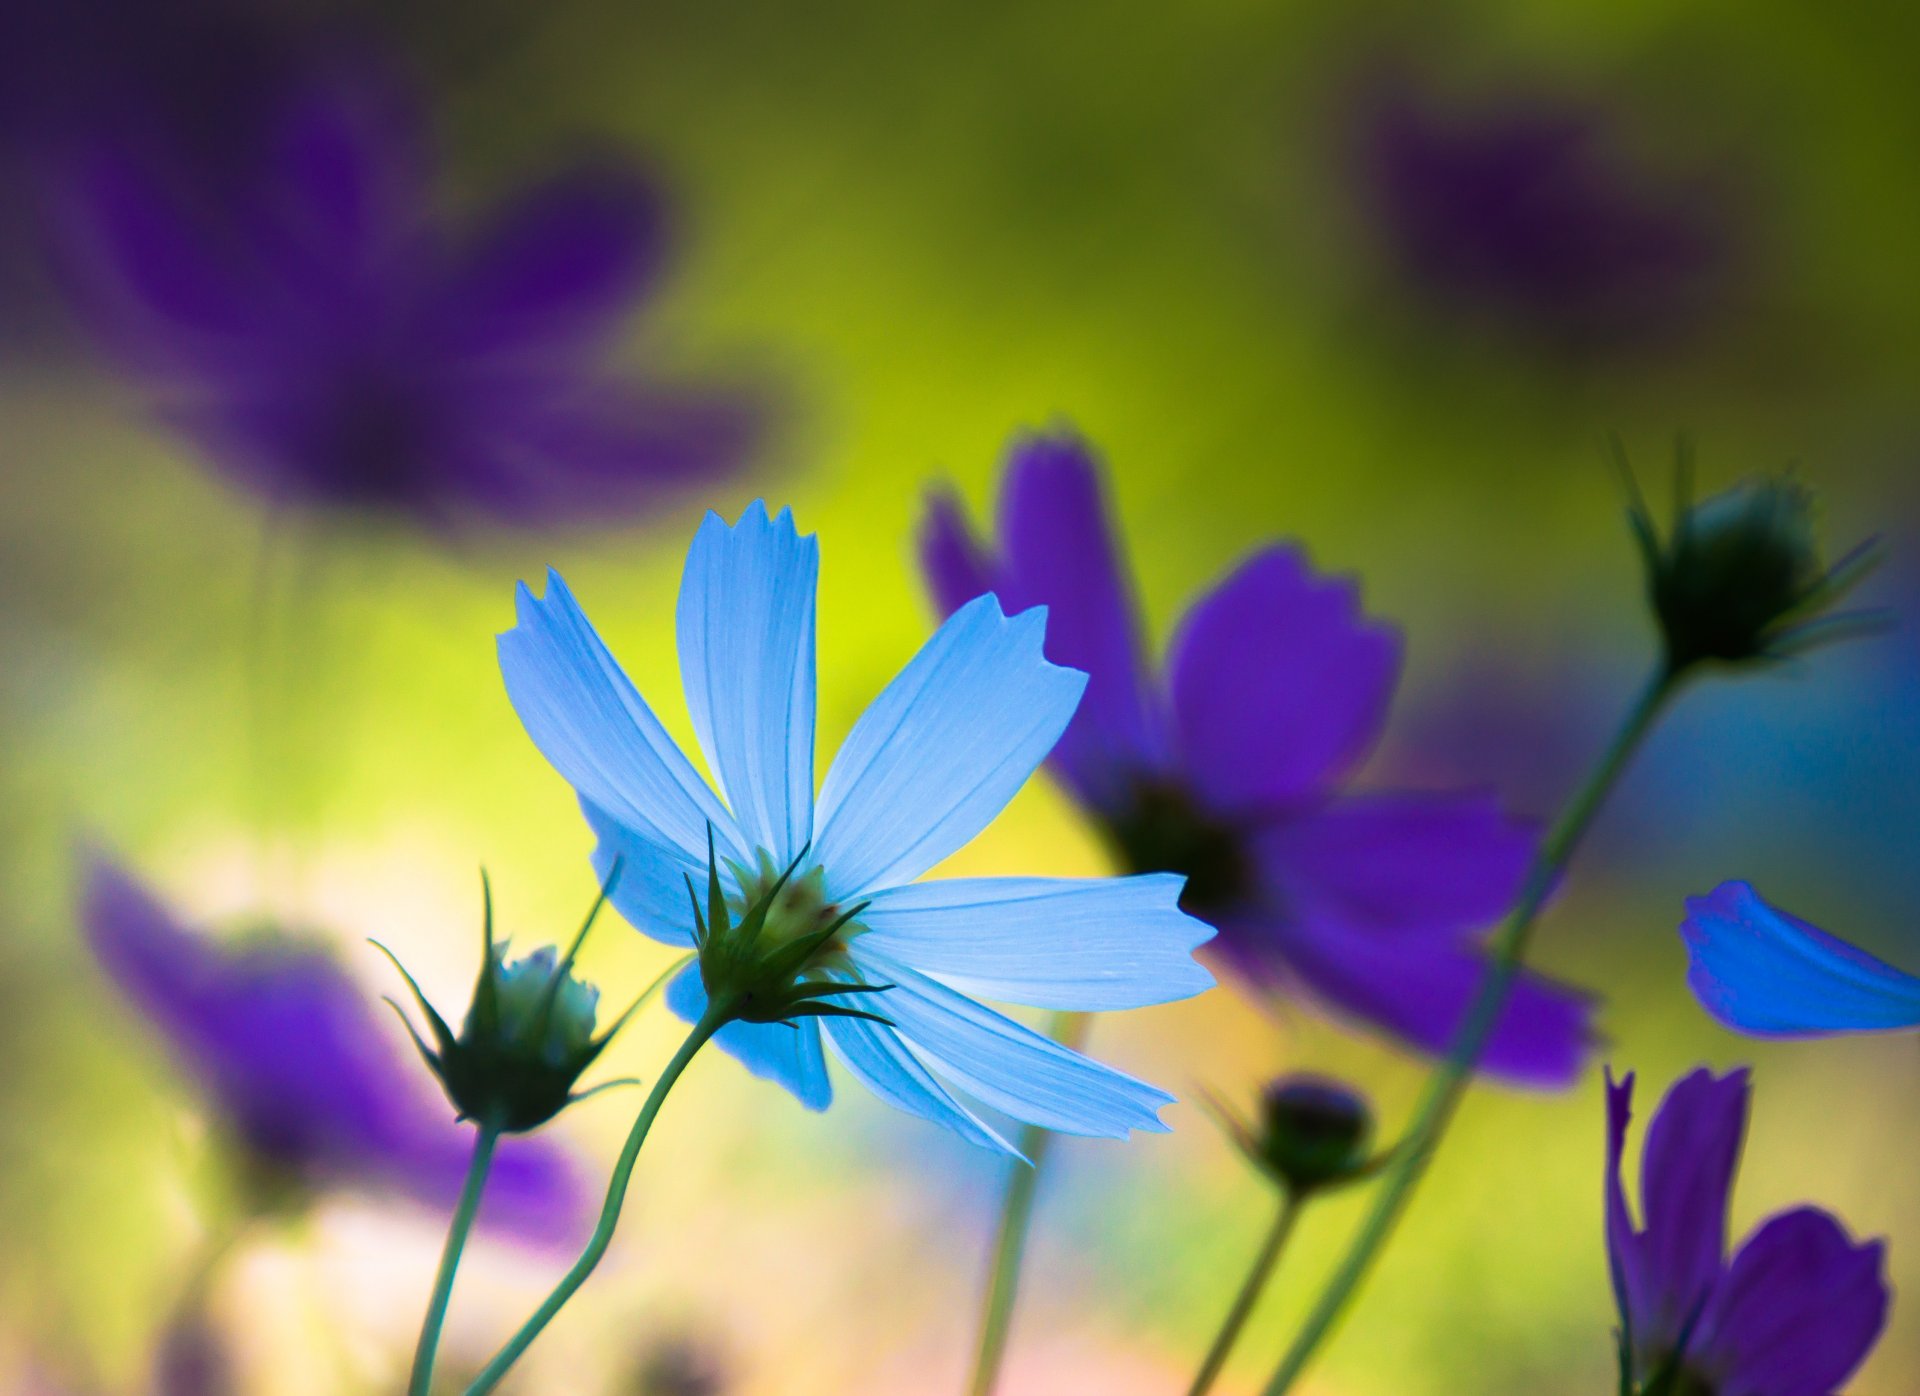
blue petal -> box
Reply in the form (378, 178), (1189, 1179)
(498, 571), (746, 866)
(676, 503), (818, 865)
(1681, 881), (1920, 1037)
(583, 799), (704, 948)
(666, 964), (831, 1109)
(818, 1001), (1017, 1156)
(855, 874), (1215, 1010)
(852, 950), (1173, 1138)
(814, 596), (1086, 895)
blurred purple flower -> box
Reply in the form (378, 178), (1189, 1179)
(920, 430), (1595, 1086)
(49, 59), (755, 530)
(1350, 76), (1732, 352)
(1606, 1067), (1888, 1393)
(79, 851), (585, 1243)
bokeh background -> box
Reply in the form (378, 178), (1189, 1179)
(5, 0), (1920, 1392)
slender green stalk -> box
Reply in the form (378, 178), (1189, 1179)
(464, 999), (734, 1395)
(411, 1121), (501, 1396)
(1187, 1192), (1304, 1396)
(967, 1008), (1089, 1396)
(1261, 664), (1680, 1396)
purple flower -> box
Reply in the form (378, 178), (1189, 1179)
(1350, 74), (1732, 353)
(1682, 881), (1920, 1038)
(1606, 1067), (1888, 1394)
(50, 59), (754, 530)
(920, 430), (1594, 1085)
(79, 851), (585, 1243)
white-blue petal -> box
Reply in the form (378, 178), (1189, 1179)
(853, 950), (1173, 1138)
(856, 874), (1215, 1010)
(498, 571), (746, 866)
(1682, 881), (1920, 1037)
(584, 799), (705, 948)
(814, 596), (1086, 895)
(676, 503), (818, 865)
(818, 1000), (1018, 1156)
(666, 963), (832, 1109)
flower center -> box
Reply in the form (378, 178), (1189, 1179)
(1102, 780), (1255, 915)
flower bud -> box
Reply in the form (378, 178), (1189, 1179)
(378, 871), (642, 1133)
(1624, 448), (1880, 673)
(1209, 1074), (1378, 1196)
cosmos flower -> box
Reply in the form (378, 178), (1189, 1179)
(1349, 74), (1733, 353)
(496, 501), (1213, 1154)
(80, 851), (584, 1241)
(920, 431), (1594, 1086)
(50, 57), (754, 531)
(1605, 1067), (1887, 1394)
(1680, 881), (1920, 1037)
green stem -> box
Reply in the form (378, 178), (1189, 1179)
(1261, 664), (1680, 1396)
(966, 1009), (1089, 1396)
(463, 1000), (733, 1396)
(411, 1120), (501, 1396)
(1186, 1191), (1304, 1396)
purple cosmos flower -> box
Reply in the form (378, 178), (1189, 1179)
(1350, 75), (1732, 353)
(1681, 881), (1920, 1038)
(49, 57), (754, 530)
(79, 851), (585, 1242)
(920, 431), (1594, 1085)
(1606, 1067), (1888, 1394)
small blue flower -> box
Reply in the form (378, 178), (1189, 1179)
(1681, 881), (1920, 1037)
(497, 502), (1215, 1154)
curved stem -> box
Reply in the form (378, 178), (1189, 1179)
(410, 1121), (501, 1396)
(1187, 1192), (1303, 1396)
(1261, 664), (1679, 1396)
(463, 1000), (733, 1395)
(966, 1009), (1089, 1396)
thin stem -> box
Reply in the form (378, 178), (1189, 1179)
(463, 999), (734, 1395)
(966, 1008), (1089, 1396)
(1261, 663), (1680, 1396)
(411, 1121), (501, 1396)
(1187, 1192), (1304, 1396)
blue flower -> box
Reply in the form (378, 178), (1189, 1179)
(1681, 881), (1920, 1037)
(497, 502), (1215, 1153)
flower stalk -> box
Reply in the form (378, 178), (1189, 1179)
(1259, 662), (1680, 1394)
(409, 1119), (501, 1396)
(1188, 1193), (1304, 1396)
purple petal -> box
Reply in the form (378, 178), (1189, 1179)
(917, 433), (1167, 807)
(1635, 1068), (1749, 1355)
(1692, 1209), (1888, 1396)
(1682, 881), (1920, 1038)
(1167, 545), (1401, 817)
(78, 850), (585, 1243)
(1222, 909), (1594, 1086)
(1256, 790), (1536, 936)
(1605, 1070), (1648, 1345)
(438, 163), (669, 363)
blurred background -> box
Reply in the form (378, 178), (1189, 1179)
(4, 0), (1919, 1391)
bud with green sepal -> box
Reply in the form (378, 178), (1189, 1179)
(684, 826), (896, 1028)
(1208, 1074), (1390, 1199)
(1617, 439), (1883, 676)
(377, 863), (661, 1134)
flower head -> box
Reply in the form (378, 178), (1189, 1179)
(378, 872), (645, 1134)
(1350, 73), (1733, 354)
(51, 58), (755, 532)
(1623, 449), (1880, 674)
(1605, 1067), (1887, 1394)
(1680, 881), (1920, 1039)
(920, 430), (1594, 1086)
(497, 501), (1214, 1154)
(80, 850), (585, 1241)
